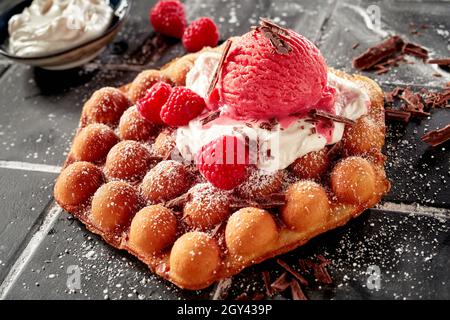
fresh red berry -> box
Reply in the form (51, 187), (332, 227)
(160, 87), (206, 126)
(182, 17), (220, 53)
(197, 135), (250, 190)
(136, 81), (172, 124)
(150, 0), (187, 39)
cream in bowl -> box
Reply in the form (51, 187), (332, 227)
(0, 0), (130, 69)
(8, 0), (114, 57)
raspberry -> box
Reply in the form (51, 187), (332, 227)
(136, 81), (172, 124)
(150, 0), (187, 39)
(160, 87), (206, 126)
(197, 135), (250, 190)
(182, 17), (220, 53)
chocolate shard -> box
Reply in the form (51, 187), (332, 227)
(352, 36), (405, 70)
(271, 272), (290, 292)
(385, 108), (411, 123)
(309, 109), (355, 126)
(200, 110), (221, 125)
(262, 271), (274, 296)
(421, 124), (450, 147)
(428, 58), (450, 66)
(276, 259), (309, 287)
(402, 42), (429, 60)
(230, 193), (286, 209)
(259, 17), (291, 38)
(313, 264), (333, 285)
(397, 88), (431, 119)
(207, 40), (232, 97)
(164, 192), (191, 208)
(290, 279), (308, 300)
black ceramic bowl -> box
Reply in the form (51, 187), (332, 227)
(0, 0), (131, 70)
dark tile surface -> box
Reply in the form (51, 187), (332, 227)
(384, 95), (450, 208)
(0, 169), (56, 283)
(0, 0), (449, 300)
(318, 0), (450, 87)
(4, 208), (449, 300)
(3, 209), (212, 300)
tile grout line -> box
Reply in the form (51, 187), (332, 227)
(1, 161), (449, 215)
(0, 160), (61, 174)
(314, 0), (339, 46)
(0, 203), (62, 300)
(376, 202), (450, 218)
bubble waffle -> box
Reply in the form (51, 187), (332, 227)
(54, 43), (390, 290)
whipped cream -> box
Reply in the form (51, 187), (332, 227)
(8, 0), (113, 57)
(176, 51), (370, 172)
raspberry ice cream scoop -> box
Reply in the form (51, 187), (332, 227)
(217, 28), (335, 119)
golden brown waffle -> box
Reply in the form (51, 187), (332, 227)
(54, 43), (390, 290)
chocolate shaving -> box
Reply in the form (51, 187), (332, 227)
(421, 124), (450, 147)
(270, 272), (290, 292)
(200, 110), (221, 125)
(262, 271), (274, 296)
(352, 42), (360, 50)
(164, 192), (191, 208)
(276, 259), (309, 286)
(290, 279), (308, 300)
(385, 108), (411, 123)
(207, 40), (232, 97)
(259, 118), (279, 131)
(312, 264), (333, 285)
(317, 254), (331, 266)
(428, 58), (450, 66)
(254, 18), (292, 55)
(326, 142), (343, 160)
(230, 193), (286, 209)
(399, 88), (430, 117)
(211, 221), (225, 238)
(235, 292), (265, 300)
(402, 42), (428, 60)
(309, 109), (355, 125)
(259, 18), (291, 38)
(352, 36), (404, 70)
(353, 36), (432, 73)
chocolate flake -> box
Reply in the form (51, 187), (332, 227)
(230, 193), (286, 209)
(270, 272), (290, 292)
(255, 18), (292, 55)
(402, 42), (428, 60)
(399, 88), (430, 117)
(290, 279), (308, 300)
(352, 36), (404, 70)
(421, 124), (450, 147)
(207, 40), (232, 97)
(276, 259), (309, 286)
(428, 58), (450, 66)
(262, 271), (274, 296)
(312, 264), (333, 285)
(200, 110), (221, 125)
(259, 18), (291, 38)
(309, 109), (355, 126)
(164, 192), (191, 208)
(235, 292), (265, 300)
(385, 108), (411, 123)
(259, 118), (279, 131)
(352, 42), (360, 50)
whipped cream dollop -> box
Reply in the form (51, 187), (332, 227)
(177, 51), (370, 172)
(8, 0), (113, 57)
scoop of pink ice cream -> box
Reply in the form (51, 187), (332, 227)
(217, 28), (335, 120)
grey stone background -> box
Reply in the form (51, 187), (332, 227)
(0, 0), (449, 299)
